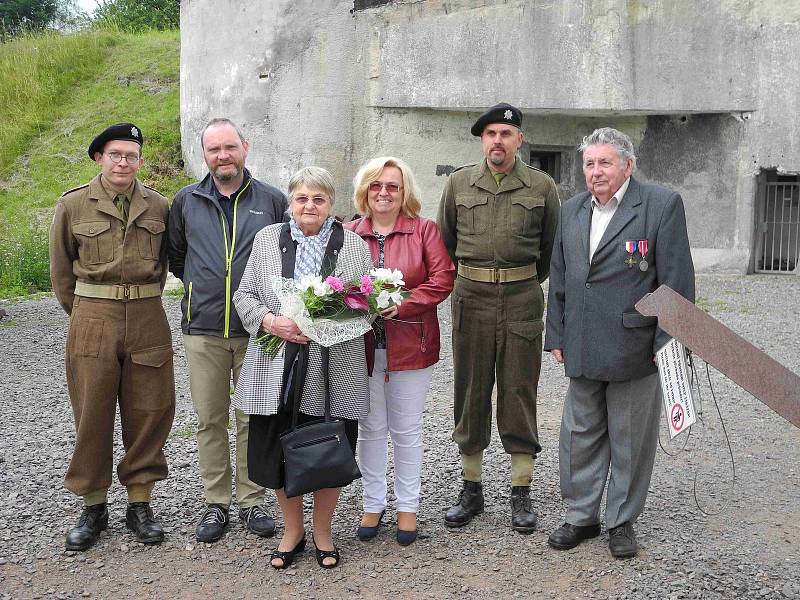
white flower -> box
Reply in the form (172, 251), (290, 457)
(376, 290), (392, 309)
(370, 267), (405, 286)
(297, 275), (320, 292)
(297, 275), (332, 297)
(389, 290), (404, 306)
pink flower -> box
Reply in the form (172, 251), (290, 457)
(325, 275), (345, 293)
(360, 275), (374, 294)
(343, 291), (370, 311)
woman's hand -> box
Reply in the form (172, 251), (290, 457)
(379, 305), (399, 319)
(263, 314), (310, 344)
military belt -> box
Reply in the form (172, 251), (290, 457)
(75, 281), (162, 301)
(457, 263), (536, 284)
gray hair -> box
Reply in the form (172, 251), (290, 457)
(200, 118), (246, 148)
(288, 166), (336, 207)
(578, 127), (636, 168)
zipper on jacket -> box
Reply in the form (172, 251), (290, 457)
(219, 179), (251, 337)
(187, 281), (193, 322)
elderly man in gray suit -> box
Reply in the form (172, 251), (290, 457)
(544, 127), (695, 559)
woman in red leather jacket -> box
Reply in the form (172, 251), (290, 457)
(345, 157), (455, 546)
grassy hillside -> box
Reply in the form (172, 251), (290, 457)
(0, 28), (190, 297)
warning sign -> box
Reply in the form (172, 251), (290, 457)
(656, 339), (696, 438)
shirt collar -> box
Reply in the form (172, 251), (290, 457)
(99, 176), (134, 201)
(591, 177), (630, 210)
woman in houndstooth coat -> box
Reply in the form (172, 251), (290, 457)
(232, 167), (372, 570)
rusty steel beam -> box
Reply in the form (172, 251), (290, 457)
(636, 285), (800, 429)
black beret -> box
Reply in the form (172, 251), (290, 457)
(470, 102), (523, 136)
(87, 122), (144, 158)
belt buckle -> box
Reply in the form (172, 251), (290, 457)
(120, 284), (131, 300)
(493, 268), (501, 284)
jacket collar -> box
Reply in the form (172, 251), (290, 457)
(193, 168), (253, 200)
(470, 158), (531, 194)
(88, 174), (150, 226)
(351, 211), (416, 237)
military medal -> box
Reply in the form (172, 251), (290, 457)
(624, 241), (638, 268)
(638, 239), (649, 271)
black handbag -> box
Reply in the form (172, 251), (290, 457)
(280, 345), (361, 498)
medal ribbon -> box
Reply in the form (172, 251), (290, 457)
(625, 240), (638, 255)
(639, 240), (649, 258)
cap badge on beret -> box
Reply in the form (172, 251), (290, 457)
(131, 126), (139, 138)
(504, 109), (513, 120)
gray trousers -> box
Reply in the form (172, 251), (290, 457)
(559, 373), (661, 528)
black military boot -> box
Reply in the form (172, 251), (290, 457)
(510, 486), (537, 534)
(65, 503), (108, 551)
(444, 481), (484, 527)
(125, 502), (164, 544)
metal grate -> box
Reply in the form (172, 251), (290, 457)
(756, 181), (800, 273)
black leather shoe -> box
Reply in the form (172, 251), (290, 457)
(510, 486), (537, 534)
(239, 505), (275, 538)
(196, 504), (229, 543)
(444, 480), (484, 528)
(548, 522), (601, 550)
(125, 502), (164, 545)
(65, 503), (108, 551)
(608, 522), (638, 558)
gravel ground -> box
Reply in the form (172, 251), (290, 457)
(0, 274), (798, 600)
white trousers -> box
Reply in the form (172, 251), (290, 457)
(358, 350), (433, 514)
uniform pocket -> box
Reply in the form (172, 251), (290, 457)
(130, 344), (175, 410)
(508, 319), (545, 341)
(455, 194), (490, 234)
(72, 316), (105, 357)
(508, 195), (545, 235)
(73, 221), (114, 265)
(135, 218), (166, 260)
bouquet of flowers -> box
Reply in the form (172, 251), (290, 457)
(255, 268), (409, 358)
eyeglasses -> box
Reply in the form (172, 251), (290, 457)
(368, 181), (402, 194)
(105, 152), (140, 165)
(292, 195), (328, 206)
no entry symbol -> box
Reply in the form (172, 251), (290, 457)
(670, 403), (685, 431)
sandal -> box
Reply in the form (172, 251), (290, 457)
(312, 536), (340, 569)
(270, 537), (306, 570)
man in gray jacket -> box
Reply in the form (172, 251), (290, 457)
(544, 127), (695, 558)
(168, 118), (287, 542)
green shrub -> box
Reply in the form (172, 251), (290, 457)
(94, 0), (179, 32)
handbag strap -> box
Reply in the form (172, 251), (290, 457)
(289, 344), (333, 429)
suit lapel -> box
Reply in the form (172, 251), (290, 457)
(592, 178), (642, 259)
(577, 194), (592, 263)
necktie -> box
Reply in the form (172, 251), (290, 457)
(115, 194), (129, 227)
(493, 172), (506, 186)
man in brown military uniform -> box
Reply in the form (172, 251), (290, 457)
(50, 123), (175, 551)
(437, 103), (560, 533)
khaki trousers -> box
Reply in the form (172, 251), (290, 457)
(450, 276), (545, 456)
(65, 296), (175, 496)
(183, 334), (263, 507)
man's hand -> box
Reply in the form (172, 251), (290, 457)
(551, 348), (564, 363)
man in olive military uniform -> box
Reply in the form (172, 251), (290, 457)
(437, 103), (560, 533)
(50, 123), (175, 551)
